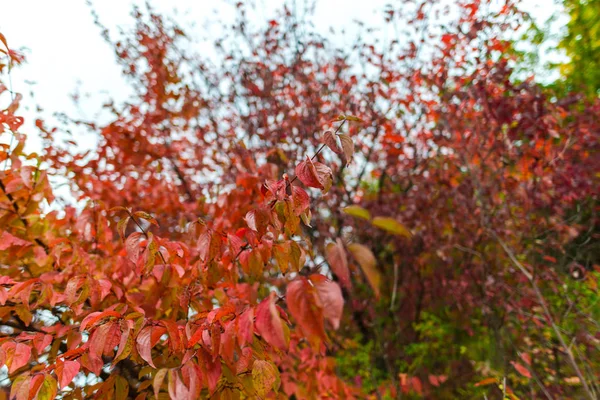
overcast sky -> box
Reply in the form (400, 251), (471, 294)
(1, 0), (562, 154)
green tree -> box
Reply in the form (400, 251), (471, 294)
(558, 0), (600, 96)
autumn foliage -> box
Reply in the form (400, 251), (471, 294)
(1, 0), (599, 399)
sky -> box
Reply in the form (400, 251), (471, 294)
(1, 0), (562, 155)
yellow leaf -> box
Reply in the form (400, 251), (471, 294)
(252, 360), (280, 397)
(37, 374), (58, 400)
(347, 243), (380, 298)
(342, 205), (371, 220)
(564, 376), (581, 385)
(372, 217), (411, 237)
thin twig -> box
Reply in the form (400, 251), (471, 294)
(493, 232), (595, 400)
(390, 262), (399, 311)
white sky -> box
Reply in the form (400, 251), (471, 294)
(1, 0), (561, 154)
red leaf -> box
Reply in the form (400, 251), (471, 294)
(286, 277), (326, 343)
(235, 347), (252, 375)
(313, 162), (333, 192)
(520, 353), (532, 365)
(291, 186), (310, 216)
(220, 320), (236, 363)
(56, 360), (80, 388)
(113, 322), (133, 365)
(33, 333), (53, 354)
(125, 232), (144, 264)
(7, 343), (31, 374)
(80, 310), (121, 332)
(410, 376), (423, 395)
(0, 232), (29, 250)
(80, 351), (103, 376)
(323, 130), (342, 154)
(441, 33), (454, 45)
(326, 239), (352, 291)
(210, 323), (222, 359)
(186, 326), (204, 349)
(136, 326), (157, 368)
(197, 230), (221, 262)
(237, 307), (254, 348)
(310, 274), (344, 330)
(245, 208), (271, 236)
(103, 321), (122, 356)
(89, 322), (112, 363)
(337, 133), (354, 165)
(428, 374), (447, 387)
(295, 156), (332, 192)
(200, 353), (221, 394)
(8, 279), (38, 307)
(168, 367), (199, 399)
(162, 320), (182, 353)
(296, 156), (324, 189)
(255, 292), (288, 350)
(228, 234), (245, 257)
(511, 361), (532, 378)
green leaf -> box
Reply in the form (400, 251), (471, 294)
(344, 114), (363, 122)
(337, 114), (363, 122)
(372, 217), (411, 237)
(342, 205), (371, 220)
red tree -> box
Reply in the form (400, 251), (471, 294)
(1, 0), (599, 398)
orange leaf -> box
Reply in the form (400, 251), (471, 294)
(475, 377), (497, 387)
